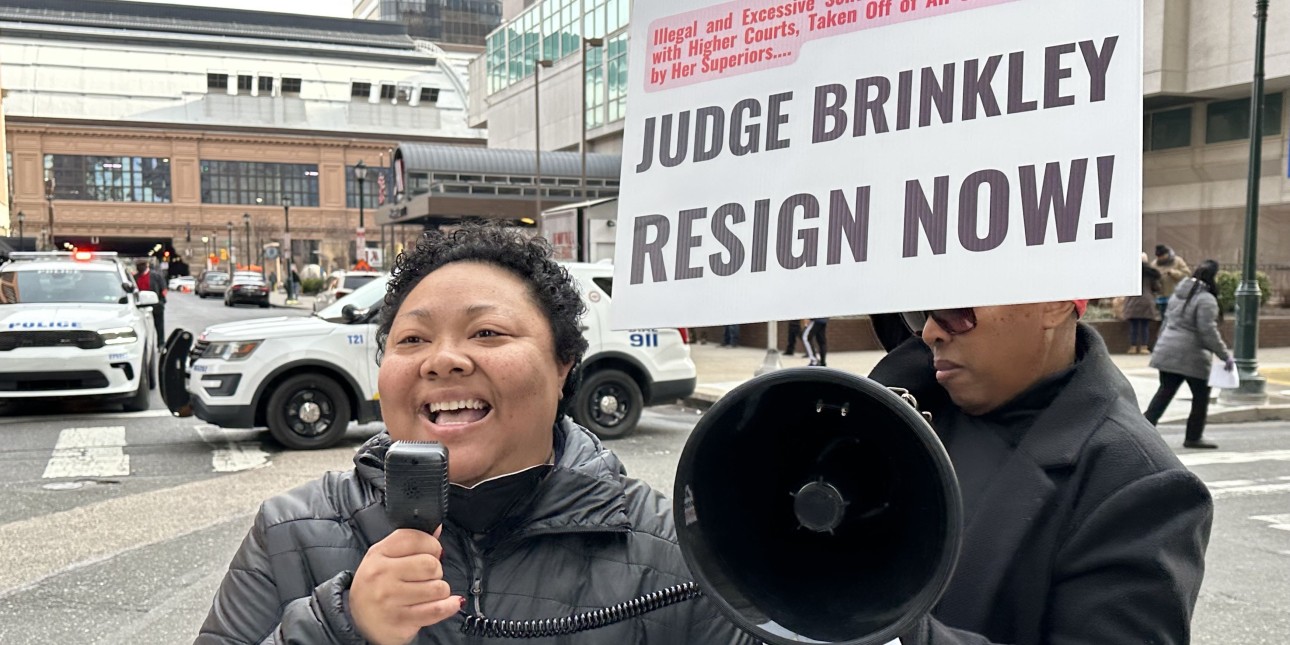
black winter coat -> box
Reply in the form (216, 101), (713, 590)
(195, 421), (755, 644)
(872, 325), (1213, 645)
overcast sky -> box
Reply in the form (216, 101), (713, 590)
(136, 0), (353, 18)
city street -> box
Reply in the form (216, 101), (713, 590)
(0, 293), (1285, 643)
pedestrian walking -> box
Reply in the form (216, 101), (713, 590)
(1123, 252), (1162, 354)
(1143, 259), (1232, 449)
(721, 324), (740, 347)
(803, 317), (828, 366)
(134, 260), (166, 339)
(1151, 244), (1190, 322)
(783, 318), (802, 355)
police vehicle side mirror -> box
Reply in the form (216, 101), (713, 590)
(137, 291), (160, 307)
(341, 304), (357, 322)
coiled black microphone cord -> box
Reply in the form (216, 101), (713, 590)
(459, 582), (703, 638)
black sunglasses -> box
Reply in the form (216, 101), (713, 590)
(899, 308), (978, 336)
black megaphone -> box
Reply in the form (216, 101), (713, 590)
(674, 367), (962, 645)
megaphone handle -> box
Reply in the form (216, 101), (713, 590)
(459, 582), (702, 638)
(888, 387), (935, 424)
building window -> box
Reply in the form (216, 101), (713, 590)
(484, 0), (632, 98)
(351, 82), (372, 99)
(258, 76), (275, 94)
(237, 75), (253, 93)
(605, 32), (628, 124)
(1205, 92), (1283, 144)
(380, 84), (397, 101)
(420, 87), (440, 103)
(200, 160), (319, 207)
(207, 73), (229, 91)
(281, 77), (302, 94)
(346, 165), (395, 209)
(586, 42), (604, 129)
(1144, 107), (1192, 151)
(43, 155), (171, 203)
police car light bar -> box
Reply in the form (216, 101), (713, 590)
(7, 251), (120, 261)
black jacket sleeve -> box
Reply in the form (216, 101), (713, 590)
(901, 469), (1212, 645)
(193, 509), (365, 645)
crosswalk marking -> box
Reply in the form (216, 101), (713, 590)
(1250, 515), (1290, 532)
(1179, 450), (1290, 467)
(1210, 479), (1290, 500)
(196, 425), (270, 473)
(211, 442), (270, 473)
(42, 427), (130, 479)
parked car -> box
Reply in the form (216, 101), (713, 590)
(312, 270), (381, 311)
(224, 274), (270, 308)
(195, 271), (229, 298)
(168, 276), (196, 292)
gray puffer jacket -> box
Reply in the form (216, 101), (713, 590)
(1150, 277), (1230, 380)
(195, 420), (755, 645)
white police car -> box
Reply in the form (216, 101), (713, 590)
(165, 262), (696, 449)
(0, 251), (161, 411)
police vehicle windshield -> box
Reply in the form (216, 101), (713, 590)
(0, 267), (128, 305)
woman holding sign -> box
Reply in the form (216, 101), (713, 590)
(196, 223), (754, 644)
(1143, 259), (1232, 449)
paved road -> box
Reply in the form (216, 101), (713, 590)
(0, 294), (1286, 643)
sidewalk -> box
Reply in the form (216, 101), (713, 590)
(268, 289), (316, 311)
(682, 341), (1290, 426)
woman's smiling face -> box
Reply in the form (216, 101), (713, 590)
(378, 261), (571, 486)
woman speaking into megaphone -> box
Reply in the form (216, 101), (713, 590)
(195, 223), (756, 644)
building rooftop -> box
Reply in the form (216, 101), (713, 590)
(396, 143), (621, 179)
(0, 0), (418, 53)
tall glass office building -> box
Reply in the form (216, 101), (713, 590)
(485, 0), (631, 130)
(377, 0), (503, 47)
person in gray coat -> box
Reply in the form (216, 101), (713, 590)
(1144, 259), (1233, 449)
(196, 223), (754, 644)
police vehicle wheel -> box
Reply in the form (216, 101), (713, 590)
(573, 369), (643, 440)
(122, 366), (151, 412)
(265, 374), (351, 450)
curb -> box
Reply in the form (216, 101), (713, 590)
(1160, 404), (1290, 426)
(681, 393), (719, 412)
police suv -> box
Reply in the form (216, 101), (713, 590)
(163, 262), (696, 449)
(0, 251), (160, 411)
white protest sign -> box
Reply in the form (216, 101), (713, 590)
(610, 0), (1142, 330)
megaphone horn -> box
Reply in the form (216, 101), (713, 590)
(675, 367), (963, 645)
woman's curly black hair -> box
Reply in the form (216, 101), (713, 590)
(376, 221), (589, 418)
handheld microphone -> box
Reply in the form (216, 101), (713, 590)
(384, 441), (449, 534)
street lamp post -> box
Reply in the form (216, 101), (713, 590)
(201, 235), (210, 270)
(534, 58), (554, 221)
(1223, 0), (1271, 405)
(355, 160), (368, 268)
(283, 197), (297, 304)
(15, 212), (24, 251)
(44, 177), (56, 251)
(581, 26), (605, 202)
(243, 213), (252, 275)
(227, 222), (235, 273)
